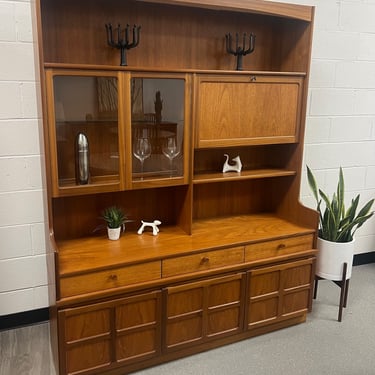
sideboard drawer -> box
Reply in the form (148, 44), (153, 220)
(162, 246), (244, 278)
(245, 235), (314, 262)
(60, 261), (161, 298)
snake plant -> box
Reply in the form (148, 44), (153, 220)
(307, 166), (374, 243)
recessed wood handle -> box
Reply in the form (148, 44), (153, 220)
(277, 243), (286, 250)
(250, 75), (257, 82)
(108, 274), (118, 281)
(201, 256), (210, 264)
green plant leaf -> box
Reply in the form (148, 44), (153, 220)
(337, 167), (345, 222)
(307, 166), (319, 205)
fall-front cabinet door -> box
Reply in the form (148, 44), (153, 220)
(194, 73), (304, 148)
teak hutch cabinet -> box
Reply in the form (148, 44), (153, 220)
(35, 0), (318, 373)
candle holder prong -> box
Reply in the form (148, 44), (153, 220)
(105, 23), (141, 66)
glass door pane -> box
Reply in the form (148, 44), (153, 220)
(131, 77), (185, 181)
(52, 75), (119, 188)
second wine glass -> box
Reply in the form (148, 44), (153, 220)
(133, 137), (151, 179)
(162, 136), (180, 176)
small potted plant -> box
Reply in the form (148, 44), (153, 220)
(101, 206), (131, 240)
(307, 166), (374, 280)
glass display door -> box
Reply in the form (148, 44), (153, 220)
(131, 76), (186, 183)
(47, 70), (122, 196)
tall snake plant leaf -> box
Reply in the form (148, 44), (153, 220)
(337, 167), (345, 222)
(319, 188), (338, 240)
(307, 166), (319, 204)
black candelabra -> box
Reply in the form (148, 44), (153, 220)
(105, 23), (141, 66)
(225, 32), (256, 71)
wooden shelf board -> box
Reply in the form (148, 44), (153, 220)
(57, 213), (314, 277)
(193, 169), (296, 184)
(44, 63), (307, 77)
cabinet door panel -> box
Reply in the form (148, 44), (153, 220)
(283, 289), (310, 316)
(116, 329), (158, 362)
(247, 258), (313, 330)
(59, 291), (161, 374)
(248, 297), (278, 325)
(115, 292), (162, 364)
(284, 263), (312, 289)
(194, 74), (304, 148)
(166, 315), (203, 347)
(167, 287), (204, 316)
(164, 273), (245, 351)
(116, 295), (159, 330)
(64, 308), (111, 342)
(208, 306), (242, 337)
(250, 270), (280, 297)
(66, 340), (111, 374)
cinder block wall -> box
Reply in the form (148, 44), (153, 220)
(0, 0), (374, 315)
(296, 0), (375, 256)
(0, 1), (49, 316)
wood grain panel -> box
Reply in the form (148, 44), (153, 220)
(194, 74), (304, 148)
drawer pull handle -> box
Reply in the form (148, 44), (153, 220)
(201, 256), (210, 264)
(250, 75), (257, 82)
(109, 274), (118, 281)
(277, 244), (286, 250)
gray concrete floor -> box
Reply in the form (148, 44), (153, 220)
(1, 263), (374, 375)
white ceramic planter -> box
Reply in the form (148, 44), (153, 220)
(316, 237), (354, 281)
(107, 227), (121, 241)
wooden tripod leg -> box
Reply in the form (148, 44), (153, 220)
(338, 262), (348, 322)
(343, 279), (350, 308)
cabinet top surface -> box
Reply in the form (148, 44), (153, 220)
(57, 214), (315, 276)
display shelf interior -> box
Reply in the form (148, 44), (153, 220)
(40, 0), (313, 72)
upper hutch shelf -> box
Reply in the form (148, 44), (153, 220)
(39, 0), (313, 72)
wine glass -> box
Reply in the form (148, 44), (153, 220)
(133, 137), (151, 179)
(162, 136), (180, 176)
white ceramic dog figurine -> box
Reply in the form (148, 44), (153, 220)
(222, 154), (242, 173)
(137, 220), (161, 235)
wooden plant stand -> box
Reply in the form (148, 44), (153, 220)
(313, 262), (350, 322)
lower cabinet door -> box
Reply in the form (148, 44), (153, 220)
(58, 290), (161, 375)
(246, 258), (314, 330)
(163, 273), (245, 352)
